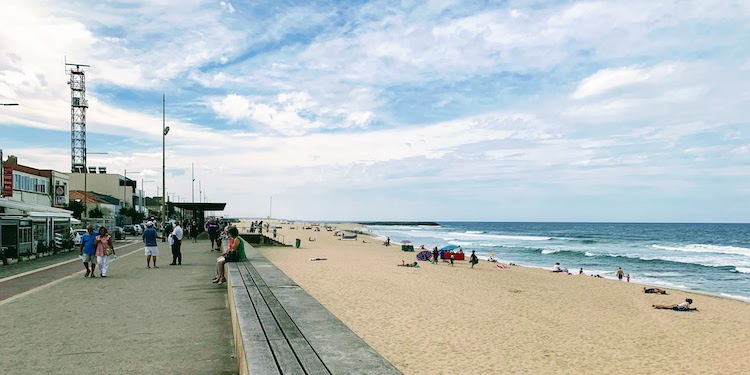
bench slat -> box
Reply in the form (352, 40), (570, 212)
(268, 339), (306, 374)
(245, 339), (282, 375)
(258, 285), (331, 374)
(288, 337), (332, 375)
(229, 263), (281, 374)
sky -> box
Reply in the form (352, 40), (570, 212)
(1, 0), (749, 222)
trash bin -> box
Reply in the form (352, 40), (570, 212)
(295, 238), (301, 248)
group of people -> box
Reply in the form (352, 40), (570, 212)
(552, 263), (632, 282)
(551, 263), (698, 311)
(247, 220), (266, 234)
(142, 220), (184, 268)
(78, 225), (115, 278)
(78, 217), (246, 285)
(206, 217), (229, 252)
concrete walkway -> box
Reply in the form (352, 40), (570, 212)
(0, 238), (237, 375)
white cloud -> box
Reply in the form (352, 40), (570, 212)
(211, 92), (377, 135)
(572, 67), (650, 99)
(220, 1), (236, 14)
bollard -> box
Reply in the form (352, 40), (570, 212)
(295, 238), (301, 248)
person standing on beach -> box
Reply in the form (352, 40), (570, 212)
(94, 227), (114, 277)
(470, 250), (479, 269)
(79, 225), (97, 278)
(143, 221), (160, 268)
(432, 247), (439, 264)
(616, 267), (625, 281)
(450, 252), (455, 266)
(170, 220), (183, 265)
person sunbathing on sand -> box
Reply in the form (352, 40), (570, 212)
(644, 287), (668, 295)
(653, 298), (697, 311)
(398, 260), (419, 268)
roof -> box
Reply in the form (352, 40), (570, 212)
(69, 190), (121, 205)
(0, 198), (73, 216)
(171, 202), (226, 211)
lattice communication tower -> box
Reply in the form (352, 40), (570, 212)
(66, 61), (90, 173)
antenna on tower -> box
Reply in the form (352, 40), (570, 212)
(65, 57), (90, 173)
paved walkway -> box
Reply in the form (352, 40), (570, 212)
(0, 239), (237, 374)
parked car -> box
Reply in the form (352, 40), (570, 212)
(113, 226), (125, 240)
(133, 224), (143, 235)
(72, 229), (88, 245)
(123, 225), (137, 235)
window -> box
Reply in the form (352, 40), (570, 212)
(12, 173), (48, 194)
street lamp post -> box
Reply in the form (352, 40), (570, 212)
(161, 94), (170, 226)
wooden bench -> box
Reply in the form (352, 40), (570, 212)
(227, 244), (402, 375)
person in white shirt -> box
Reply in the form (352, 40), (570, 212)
(169, 221), (184, 265)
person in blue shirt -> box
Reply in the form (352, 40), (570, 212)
(79, 225), (97, 278)
(142, 221), (161, 268)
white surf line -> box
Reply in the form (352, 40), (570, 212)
(0, 241), (142, 284)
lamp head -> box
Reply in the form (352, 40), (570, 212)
(163, 126), (170, 135)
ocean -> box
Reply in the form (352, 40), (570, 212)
(364, 222), (750, 303)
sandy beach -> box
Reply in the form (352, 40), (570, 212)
(240, 221), (750, 375)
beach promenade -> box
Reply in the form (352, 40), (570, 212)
(0, 239), (237, 374)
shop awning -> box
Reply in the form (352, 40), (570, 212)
(0, 198), (73, 215)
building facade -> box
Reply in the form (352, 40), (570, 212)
(1, 156), (73, 259)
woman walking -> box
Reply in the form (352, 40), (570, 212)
(94, 227), (115, 278)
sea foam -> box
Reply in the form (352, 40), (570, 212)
(652, 244), (750, 257)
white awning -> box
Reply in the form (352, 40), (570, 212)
(0, 198), (73, 215)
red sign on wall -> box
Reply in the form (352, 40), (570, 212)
(2, 166), (12, 197)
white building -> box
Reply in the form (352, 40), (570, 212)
(1, 155), (74, 259)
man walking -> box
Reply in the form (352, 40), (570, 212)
(616, 267), (625, 281)
(206, 218), (220, 251)
(170, 220), (184, 265)
(143, 221), (160, 268)
(79, 225), (97, 277)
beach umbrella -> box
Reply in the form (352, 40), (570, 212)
(416, 250), (431, 261)
(440, 244), (459, 251)
(400, 240), (411, 244)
